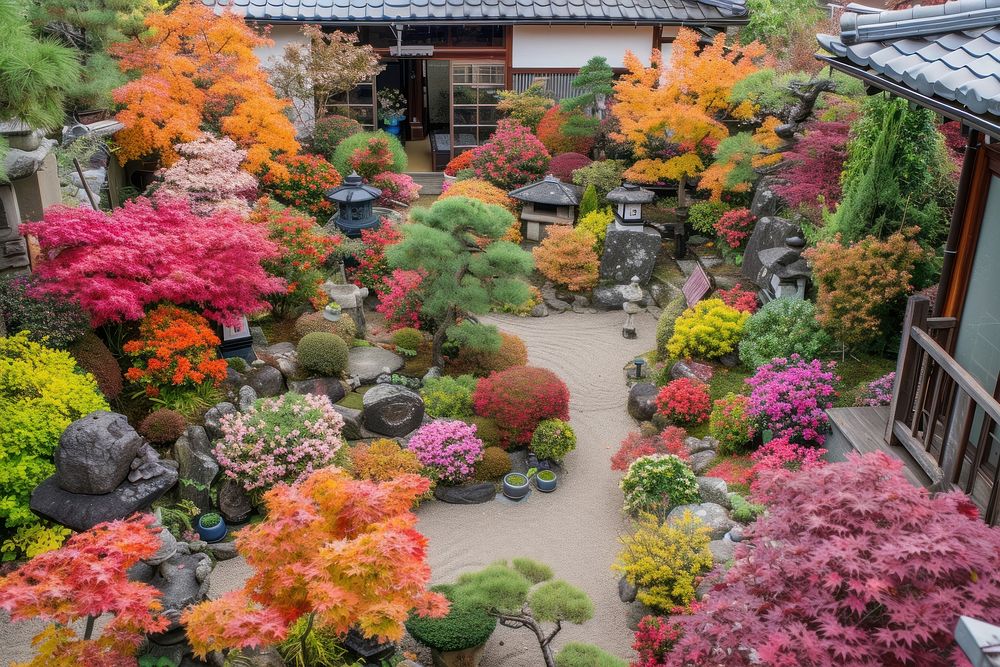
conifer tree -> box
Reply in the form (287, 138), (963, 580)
(560, 56), (614, 137)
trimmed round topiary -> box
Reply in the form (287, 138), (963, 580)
(311, 114), (363, 159)
(556, 642), (628, 667)
(530, 418), (576, 462)
(139, 408), (187, 444)
(331, 130), (407, 179)
(474, 445), (512, 480)
(620, 454), (699, 515)
(738, 297), (832, 370)
(472, 366), (570, 447)
(293, 310), (357, 344)
(392, 327), (423, 352)
(667, 298), (749, 361)
(405, 585), (497, 653)
(448, 331), (528, 377)
(297, 332), (349, 377)
(68, 332), (124, 400)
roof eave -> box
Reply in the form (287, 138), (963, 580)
(240, 16), (750, 26)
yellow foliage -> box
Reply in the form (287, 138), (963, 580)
(667, 298), (749, 360)
(613, 511), (713, 612)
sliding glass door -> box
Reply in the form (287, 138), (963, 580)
(450, 62), (504, 158)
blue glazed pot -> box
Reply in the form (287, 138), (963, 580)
(535, 470), (557, 493)
(502, 473), (530, 500)
(197, 514), (227, 543)
(385, 117), (401, 136)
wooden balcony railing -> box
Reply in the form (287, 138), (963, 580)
(887, 295), (1000, 525)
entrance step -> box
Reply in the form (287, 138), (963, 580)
(407, 171), (444, 196)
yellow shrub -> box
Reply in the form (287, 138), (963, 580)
(667, 298), (748, 360)
(574, 208), (613, 254)
(613, 511), (713, 611)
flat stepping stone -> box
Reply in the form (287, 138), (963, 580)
(348, 346), (404, 384)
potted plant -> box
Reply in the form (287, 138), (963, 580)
(405, 585), (497, 667)
(535, 469), (557, 492)
(502, 469), (532, 500)
(196, 512), (227, 543)
(323, 302), (343, 321)
(378, 89), (407, 137)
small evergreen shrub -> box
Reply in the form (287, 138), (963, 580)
(577, 184), (600, 218)
(139, 409), (187, 444)
(331, 131), (407, 178)
(474, 446), (512, 481)
(620, 455), (699, 514)
(293, 311), (357, 345)
(297, 332), (349, 377)
(574, 208), (613, 255)
(667, 298), (748, 360)
(405, 585), (497, 653)
(533, 226), (599, 292)
(611, 427), (688, 472)
(349, 438), (424, 483)
(728, 492), (765, 523)
(555, 643), (627, 667)
(311, 114), (363, 159)
(0, 274), (90, 348)
(709, 393), (756, 455)
(421, 375), (477, 419)
(613, 511), (712, 611)
(68, 332), (123, 400)
(405, 420), (484, 484)
(571, 159), (625, 197)
(465, 416), (501, 448)
(655, 295), (688, 361)
(392, 327), (423, 352)
(537, 107), (594, 155)
(472, 366), (571, 447)
(687, 201), (730, 235)
(530, 419), (576, 462)
(448, 332), (528, 377)
(654, 378), (711, 425)
(738, 297), (830, 369)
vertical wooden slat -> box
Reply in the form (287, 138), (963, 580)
(888, 296), (930, 443)
(923, 364), (946, 453)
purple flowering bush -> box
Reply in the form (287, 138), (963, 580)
(746, 355), (839, 447)
(214, 392), (345, 496)
(856, 371), (895, 407)
(405, 420), (484, 484)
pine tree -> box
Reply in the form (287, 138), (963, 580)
(560, 56), (614, 137)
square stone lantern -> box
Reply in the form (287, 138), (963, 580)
(325, 172), (382, 238)
(508, 175), (583, 242)
(607, 183), (655, 229)
(599, 183), (662, 285)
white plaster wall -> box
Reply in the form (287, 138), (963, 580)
(256, 24), (314, 135)
(512, 25), (654, 69)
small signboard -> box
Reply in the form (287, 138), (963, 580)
(682, 264), (713, 307)
(218, 315), (256, 362)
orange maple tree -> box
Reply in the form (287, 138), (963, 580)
(612, 28), (768, 185)
(0, 515), (168, 667)
(181, 468), (448, 657)
(111, 0), (299, 175)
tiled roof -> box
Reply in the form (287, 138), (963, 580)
(203, 0), (747, 24)
(509, 175), (583, 205)
(817, 0), (1000, 119)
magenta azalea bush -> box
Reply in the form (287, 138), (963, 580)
(856, 371), (895, 407)
(372, 171), (421, 209)
(472, 119), (551, 190)
(745, 355), (839, 447)
(405, 420), (484, 484)
(214, 392), (345, 496)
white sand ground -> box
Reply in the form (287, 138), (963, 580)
(0, 309), (657, 666)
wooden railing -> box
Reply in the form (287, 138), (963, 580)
(888, 295), (1000, 525)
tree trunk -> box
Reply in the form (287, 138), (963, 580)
(431, 306), (454, 369)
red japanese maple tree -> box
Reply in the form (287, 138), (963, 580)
(181, 468), (448, 657)
(665, 452), (1000, 667)
(0, 515), (168, 667)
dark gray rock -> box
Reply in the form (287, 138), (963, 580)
(348, 346), (404, 384)
(593, 284), (649, 311)
(289, 377), (347, 404)
(174, 437), (218, 514)
(238, 384), (258, 412)
(130, 443), (168, 483)
(530, 303), (549, 317)
(741, 215), (798, 287)
(422, 366), (442, 383)
(684, 436), (716, 455)
(217, 478), (253, 524)
(186, 426), (212, 458)
(207, 541), (238, 560)
(257, 342), (299, 380)
(719, 352), (740, 368)
(245, 364), (284, 397)
(599, 225), (662, 284)
(132, 552), (212, 631)
(668, 502), (736, 540)
(433, 483), (496, 504)
(709, 538), (735, 564)
(688, 450), (717, 475)
(332, 404), (367, 441)
(362, 384), (425, 437)
(697, 477), (730, 508)
(750, 176), (785, 219)
(31, 466), (178, 532)
(727, 525), (745, 542)
(147, 526), (178, 566)
(203, 402), (236, 441)
(55, 411), (144, 494)
(627, 383), (659, 422)
(618, 575), (638, 603)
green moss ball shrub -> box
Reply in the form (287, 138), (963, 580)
(1, 332), (109, 557)
(687, 200), (731, 235)
(392, 327), (424, 352)
(667, 298), (749, 361)
(728, 492), (765, 523)
(465, 415), (501, 448)
(620, 454), (699, 515)
(297, 332), (349, 377)
(331, 130), (406, 179)
(472, 366), (570, 448)
(405, 585), (497, 652)
(311, 114), (363, 159)
(530, 418), (576, 462)
(421, 374), (477, 419)
(474, 445), (512, 480)
(709, 393), (756, 455)
(738, 297), (832, 369)
(448, 331), (528, 377)
(68, 332), (123, 400)
(139, 408), (187, 444)
(556, 643), (628, 667)
(655, 294), (688, 361)
(0, 274), (90, 349)
(293, 311), (357, 345)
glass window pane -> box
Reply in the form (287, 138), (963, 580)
(478, 127), (496, 144)
(452, 65), (473, 84)
(453, 107), (477, 125)
(479, 107), (497, 125)
(453, 86), (476, 104)
(352, 84), (373, 105)
(479, 88), (500, 105)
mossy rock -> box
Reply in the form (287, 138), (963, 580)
(293, 310), (357, 344)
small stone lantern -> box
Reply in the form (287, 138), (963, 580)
(325, 171), (382, 238)
(621, 276), (644, 339)
(607, 183), (655, 229)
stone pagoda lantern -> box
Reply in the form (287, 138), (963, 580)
(599, 183), (661, 286)
(326, 172), (382, 238)
(508, 174), (583, 242)
(606, 182), (654, 229)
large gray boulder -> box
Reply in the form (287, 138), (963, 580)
(627, 383), (659, 422)
(668, 502), (736, 540)
(203, 402), (237, 441)
(55, 411), (145, 494)
(599, 226), (662, 285)
(593, 284), (650, 311)
(217, 478), (253, 524)
(741, 215), (798, 287)
(688, 450), (717, 475)
(362, 384), (424, 437)
(174, 438), (219, 513)
(348, 346), (404, 384)
(697, 476), (731, 508)
(245, 364), (285, 397)
(289, 376), (347, 404)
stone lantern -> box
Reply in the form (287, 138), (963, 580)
(325, 172), (381, 238)
(599, 184), (662, 286)
(607, 183), (654, 229)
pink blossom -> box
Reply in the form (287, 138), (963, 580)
(405, 420), (483, 484)
(745, 354), (839, 447)
(154, 133), (258, 217)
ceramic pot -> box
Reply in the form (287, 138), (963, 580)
(196, 514), (227, 543)
(535, 470), (557, 492)
(430, 643), (487, 667)
(502, 473), (530, 500)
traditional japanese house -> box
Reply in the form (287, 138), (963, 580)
(818, 0), (1000, 525)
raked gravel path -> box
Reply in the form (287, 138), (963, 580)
(0, 309), (657, 666)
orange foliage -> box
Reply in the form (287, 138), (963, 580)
(111, 1), (299, 175)
(181, 468), (448, 656)
(699, 116), (785, 200)
(613, 29), (767, 183)
(532, 226), (599, 292)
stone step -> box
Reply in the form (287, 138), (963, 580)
(407, 171), (444, 196)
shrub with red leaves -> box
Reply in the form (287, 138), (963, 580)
(611, 427), (688, 471)
(536, 106), (594, 156)
(375, 269), (423, 331)
(548, 152), (592, 181)
(715, 285), (758, 314)
(633, 615), (682, 667)
(703, 456), (753, 488)
(773, 120), (851, 217)
(654, 379), (710, 425)
(713, 208), (755, 250)
(472, 119), (551, 190)
(472, 366), (570, 447)
(666, 452), (1000, 667)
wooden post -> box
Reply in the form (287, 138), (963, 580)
(886, 295), (930, 444)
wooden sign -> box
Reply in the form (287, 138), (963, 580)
(682, 264), (712, 307)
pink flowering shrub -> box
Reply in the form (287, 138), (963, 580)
(472, 119), (551, 190)
(214, 392), (345, 496)
(405, 420), (484, 484)
(611, 427), (688, 472)
(375, 269), (424, 330)
(856, 371), (895, 407)
(748, 436), (826, 489)
(155, 133), (258, 216)
(372, 171), (421, 209)
(745, 355), (839, 446)
(714, 285), (758, 314)
(654, 378), (711, 425)
(22, 197), (284, 327)
(712, 208), (755, 250)
(667, 452), (1000, 667)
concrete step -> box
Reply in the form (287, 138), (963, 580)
(407, 171), (444, 196)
